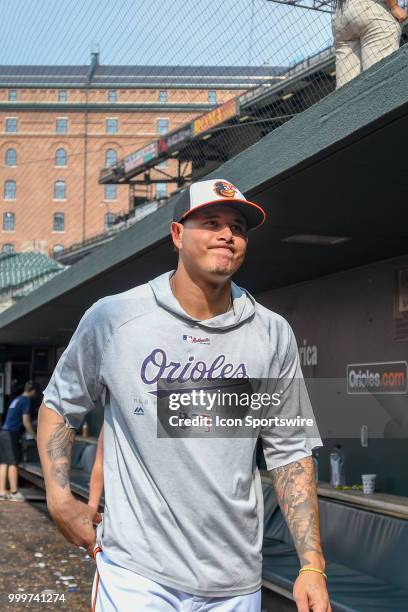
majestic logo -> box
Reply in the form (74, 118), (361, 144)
(183, 334), (210, 345)
(213, 181), (237, 199)
(141, 348), (248, 384)
(134, 405), (145, 415)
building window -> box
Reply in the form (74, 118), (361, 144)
(3, 212), (15, 232)
(53, 244), (64, 255)
(106, 118), (118, 134)
(107, 90), (118, 103)
(104, 212), (116, 232)
(58, 90), (68, 102)
(56, 118), (68, 134)
(105, 149), (117, 166)
(159, 90), (168, 103)
(54, 180), (66, 200)
(104, 184), (117, 200)
(2, 243), (13, 253)
(8, 90), (17, 102)
(208, 90), (217, 105)
(5, 118), (17, 133)
(53, 213), (65, 232)
(55, 148), (67, 166)
(156, 182), (168, 199)
(5, 148), (17, 166)
(157, 119), (169, 135)
(4, 180), (16, 200)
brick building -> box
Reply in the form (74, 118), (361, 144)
(0, 53), (280, 256)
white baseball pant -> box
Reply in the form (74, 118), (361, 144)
(91, 547), (262, 611)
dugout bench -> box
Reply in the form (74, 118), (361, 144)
(261, 477), (408, 612)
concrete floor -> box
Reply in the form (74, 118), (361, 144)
(0, 495), (95, 611)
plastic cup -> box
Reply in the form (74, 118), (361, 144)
(362, 474), (376, 494)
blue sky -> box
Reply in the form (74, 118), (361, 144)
(1, 0), (332, 68)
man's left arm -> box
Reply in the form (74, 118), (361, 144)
(269, 455), (331, 612)
(22, 401), (36, 440)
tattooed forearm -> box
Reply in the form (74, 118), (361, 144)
(46, 423), (76, 488)
(269, 456), (324, 567)
(52, 461), (70, 488)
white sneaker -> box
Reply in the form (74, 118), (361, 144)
(8, 491), (25, 502)
(0, 492), (9, 501)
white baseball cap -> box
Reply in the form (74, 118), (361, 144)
(173, 179), (266, 230)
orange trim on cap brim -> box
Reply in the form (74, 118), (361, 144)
(180, 198), (266, 230)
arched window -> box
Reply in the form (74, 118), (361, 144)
(53, 213), (65, 232)
(3, 212), (15, 231)
(53, 244), (64, 255)
(104, 212), (116, 232)
(4, 180), (16, 199)
(2, 243), (13, 253)
(105, 149), (117, 166)
(54, 180), (66, 200)
(5, 148), (17, 166)
(55, 148), (67, 166)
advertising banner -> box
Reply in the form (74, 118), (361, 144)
(124, 141), (158, 173)
(158, 125), (192, 155)
(347, 361), (407, 394)
(193, 98), (238, 136)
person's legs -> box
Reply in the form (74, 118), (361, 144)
(91, 548), (191, 611)
(0, 464), (8, 495)
(193, 589), (261, 611)
(0, 431), (15, 496)
(332, 2), (364, 88)
(91, 548), (261, 612)
(8, 464), (18, 493)
(334, 39), (362, 88)
(361, 2), (402, 71)
(4, 432), (25, 501)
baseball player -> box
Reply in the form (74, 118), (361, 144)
(37, 179), (331, 611)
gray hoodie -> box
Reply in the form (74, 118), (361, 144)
(43, 270), (322, 597)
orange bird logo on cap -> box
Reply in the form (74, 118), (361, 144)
(213, 181), (237, 198)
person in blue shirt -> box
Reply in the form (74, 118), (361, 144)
(0, 380), (40, 502)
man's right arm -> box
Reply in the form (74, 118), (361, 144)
(37, 403), (101, 556)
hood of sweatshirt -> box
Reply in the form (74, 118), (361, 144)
(149, 270), (255, 331)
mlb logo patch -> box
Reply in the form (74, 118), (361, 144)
(182, 334), (210, 345)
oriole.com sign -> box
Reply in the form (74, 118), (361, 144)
(347, 361), (407, 394)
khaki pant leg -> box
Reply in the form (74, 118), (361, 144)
(334, 38), (362, 88)
(332, 2), (365, 89)
(360, 2), (402, 70)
